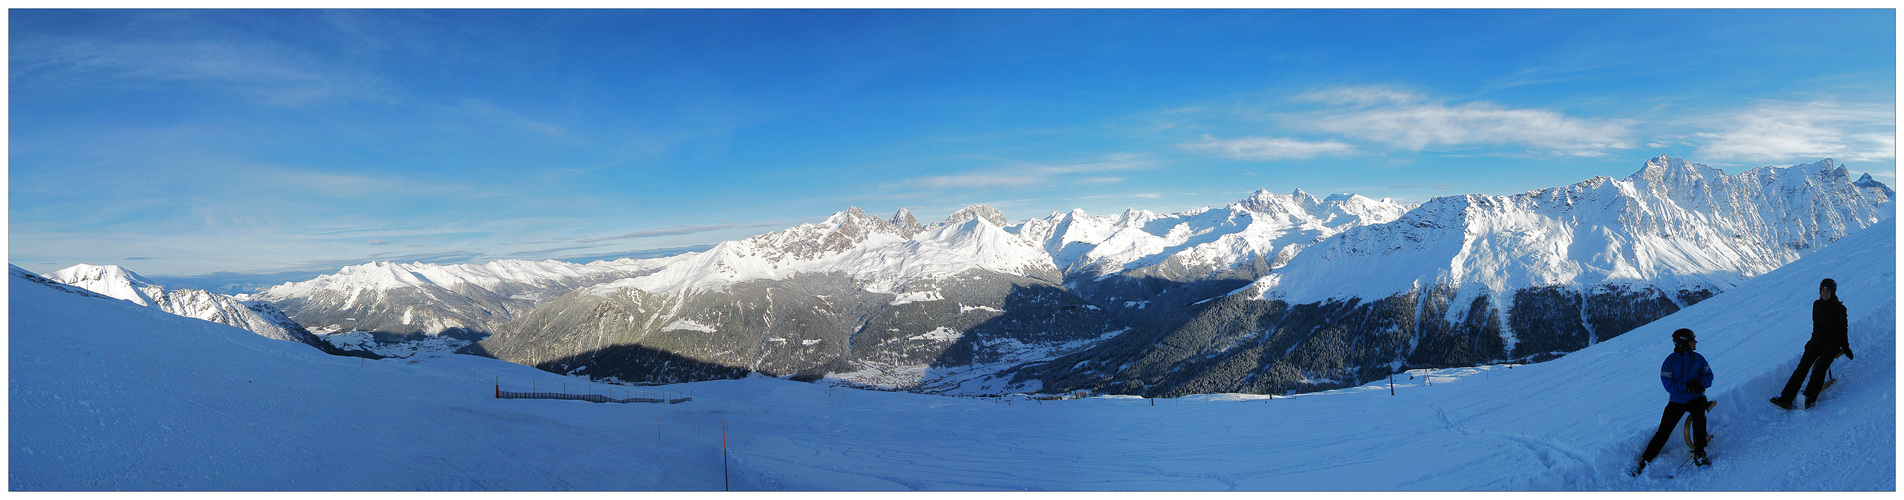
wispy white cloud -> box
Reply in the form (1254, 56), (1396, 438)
(1305, 97), (1634, 156)
(1179, 86), (1637, 159)
(11, 33), (386, 107)
(1181, 134), (1358, 160)
(901, 155), (1152, 191)
(578, 222), (783, 243)
(1691, 101), (1895, 164)
(1295, 86), (1424, 107)
(455, 99), (570, 139)
(916, 173), (1047, 189)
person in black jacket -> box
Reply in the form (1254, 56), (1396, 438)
(1770, 278), (1852, 410)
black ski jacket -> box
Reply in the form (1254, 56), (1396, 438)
(1811, 298), (1849, 352)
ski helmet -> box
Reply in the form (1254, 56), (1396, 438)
(1672, 328), (1696, 344)
(1820, 278), (1837, 293)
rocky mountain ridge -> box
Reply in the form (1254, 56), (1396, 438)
(241, 156), (1891, 397)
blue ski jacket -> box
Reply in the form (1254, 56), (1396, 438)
(1660, 351), (1714, 404)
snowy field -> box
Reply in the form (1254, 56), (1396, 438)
(9, 219), (1896, 490)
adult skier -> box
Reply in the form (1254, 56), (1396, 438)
(1633, 328), (1713, 476)
(1770, 278), (1852, 410)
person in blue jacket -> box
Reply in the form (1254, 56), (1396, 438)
(1633, 328), (1714, 475)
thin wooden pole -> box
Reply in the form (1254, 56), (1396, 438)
(722, 421), (730, 491)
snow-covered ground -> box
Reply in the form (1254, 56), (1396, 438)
(8, 219), (1894, 490)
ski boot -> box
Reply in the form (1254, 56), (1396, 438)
(1691, 451), (1710, 467)
(1769, 396), (1796, 410)
(1803, 398), (1815, 409)
(1629, 459), (1648, 477)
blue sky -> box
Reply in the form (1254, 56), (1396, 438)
(9, 9), (1896, 285)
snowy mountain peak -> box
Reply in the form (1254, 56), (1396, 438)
(1236, 189), (1306, 214)
(1231, 187), (1412, 228)
(890, 208), (924, 239)
(43, 263), (317, 344)
(945, 204), (1009, 227)
(1855, 172), (1895, 198)
(746, 206), (907, 262)
(1291, 188), (1319, 206)
(1630, 154), (1728, 187)
(270, 261), (436, 295)
(46, 264), (164, 306)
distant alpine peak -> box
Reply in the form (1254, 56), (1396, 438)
(46, 264), (164, 306)
(259, 258), (653, 301)
(1629, 154), (1726, 186)
(826, 206), (880, 225)
(1854, 172), (1895, 198)
(1231, 187), (1413, 228)
(41, 263), (316, 344)
(48, 263), (158, 287)
(727, 206), (904, 265)
(1321, 193), (1361, 203)
(945, 204), (1009, 227)
(890, 208), (924, 238)
(1235, 189), (1309, 213)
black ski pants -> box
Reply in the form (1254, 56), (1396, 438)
(1641, 397), (1706, 462)
(1778, 341), (1839, 404)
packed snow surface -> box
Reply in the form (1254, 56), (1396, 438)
(8, 218), (1894, 490)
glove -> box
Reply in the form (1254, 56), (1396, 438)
(1843, 345), (1855, 360)
(1687, 380), (1704, 392)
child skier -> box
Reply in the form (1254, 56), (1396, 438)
(1633, 328), (1713, 476)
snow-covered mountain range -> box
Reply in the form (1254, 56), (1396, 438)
(43, 264), (328, 349)
(469, 181), (1419, 390)
(202, 155), (1891, 396)
(250, 259), (659, 338)
(1251, 156), (1893, 306)
(8, 215), (1893, 490)
(1015, 156), (1892, 396)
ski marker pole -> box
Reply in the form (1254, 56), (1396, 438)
(722, 421), (729, 491)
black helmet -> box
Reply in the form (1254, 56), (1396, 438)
(1672, 328), (1696, 344)
(1821, 278), (1837, 293)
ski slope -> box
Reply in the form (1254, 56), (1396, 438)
(8, 219), (1895, 490)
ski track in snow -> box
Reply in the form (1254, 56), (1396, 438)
(8, 219), (1897, 490)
